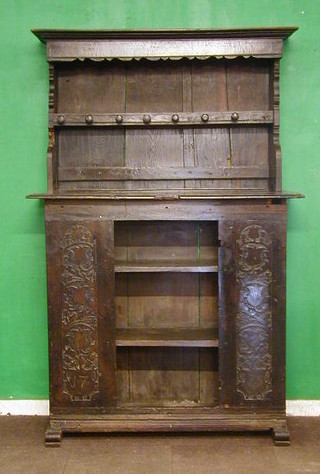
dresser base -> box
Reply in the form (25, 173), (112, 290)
(45, 412), (290, 447)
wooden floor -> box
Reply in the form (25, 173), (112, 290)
(0, 417), (319, 473)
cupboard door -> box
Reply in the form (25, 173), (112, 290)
(46, 218), (115, 412)
(219, 217), (286, 409)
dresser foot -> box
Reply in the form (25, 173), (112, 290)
(272, 423), (290, 446)
(45, 427), (62, 447)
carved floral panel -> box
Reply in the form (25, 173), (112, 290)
(61, 225), (100, 402)
(236, 224), (272, 401)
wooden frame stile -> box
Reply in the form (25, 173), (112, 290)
(28, 27), (302, 446)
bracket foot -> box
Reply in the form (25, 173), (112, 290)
(272, 423), (290, 446)
(45, 427), (62, 447)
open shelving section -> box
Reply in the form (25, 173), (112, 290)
(114, 220), (219, 408)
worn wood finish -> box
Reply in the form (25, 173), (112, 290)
(30, 28), (300, 445)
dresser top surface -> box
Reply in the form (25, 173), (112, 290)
(32, 27), (298, 43)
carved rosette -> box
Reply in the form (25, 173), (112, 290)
(61, 225), (99, 402)
(236, 224), (272, 401)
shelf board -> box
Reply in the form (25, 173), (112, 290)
(27, 190), (305, 200)
(115, 260), (218, 273)
(116, 328), (219, 347)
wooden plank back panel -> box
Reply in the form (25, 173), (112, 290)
(125, 60), (184, 189)
(192, 60), (229, 189)
(58, 128), (124, 167)
(226, 59), (270, 110)
(55, 58), (273, 192)
(56, 62), (126, 113)
(226, 60), (270, 190)
(230, 127), (270, 190)
(126, 273), (199, 328)
(126, 60), (184, 112)
(116, 347), (218, 407)
(124, 128), (184, 190)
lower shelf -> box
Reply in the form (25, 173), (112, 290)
(116, 328), (219, 347)
(115, 260), (218, 273)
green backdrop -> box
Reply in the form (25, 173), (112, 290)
(0, 0), (319, 400)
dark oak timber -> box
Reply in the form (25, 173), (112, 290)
(30, 27), (300, 446)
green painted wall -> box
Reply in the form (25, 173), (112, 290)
(0, 0), (319, 400)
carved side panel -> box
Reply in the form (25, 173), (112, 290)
(46, 216), (116, 412)
(219, 216), (286, 409)
(61, 225), (99, 401)
(236, 225), (272, 401)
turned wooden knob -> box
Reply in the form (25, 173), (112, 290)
(231, 112), (239, 122)
(85, 114), (93, 124)
(115, 115), (123, 124)
(143, 114), (151, 124)
(57, 115), (65, 124)
(201, 113), (209, 122)
(172, 114), (179, 123)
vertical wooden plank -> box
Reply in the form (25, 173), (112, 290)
(199, 219), (219, 407)
(192, 60), (231, 189)
(46, 214), (116, 411)
(115, 274), (128, 329)
(192, 60), (228, 110)
(126, 221), (198, 262)
(58, 128), (124, 168)
(56, 62), (126, 113)
(199, 348), (219, 405)
(219, 215), (287, 409)
(226, 59), (270, 190)
(199, 221), (219, 328)
(58, 128), (125, 191)
(56, 62), (126, 191)
(199, 273), (219, 328)
(229, 127), (270, 190)
(226, 59), (270, 110)
(182, 63), (196, 189)
(116, 348), (130, 403)
(128, 273), (199, 329)
(125, 60), (184, 190)
(128, 348), (199, 406)
(125, 60), (183, 112)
